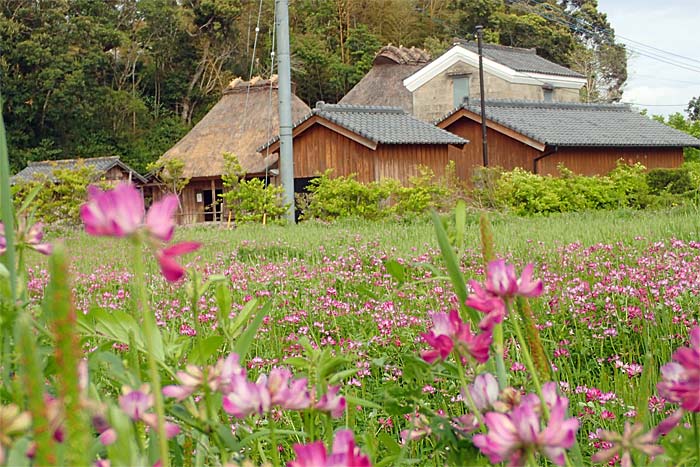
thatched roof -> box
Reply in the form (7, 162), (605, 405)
(160, 76), (311, 178)
(338, 46), (431, 113)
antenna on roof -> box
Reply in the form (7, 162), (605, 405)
(476, 25), (489, 167)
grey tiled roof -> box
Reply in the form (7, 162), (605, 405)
(456, 41), (585, 79)
(259, 104), (467, 150)
(12, 156), (147, 183)
(453, 101), (700, 147)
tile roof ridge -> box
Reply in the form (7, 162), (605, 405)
(28, 156), (120, 166)
(466, 100), (632, 111)
(314, 102), (406, 114)
(456, 40), (537, 54)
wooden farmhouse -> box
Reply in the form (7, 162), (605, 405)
(12, 156), (145, 185)
(155, 76), (310, 224)
(257, 103), (468, 190)
(437, 101), (700, 178)
(342, 42), (586, 122)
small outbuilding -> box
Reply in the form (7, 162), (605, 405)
(258, 103), (468, 190)
(12, 156), (146, 185)
(437, 101), (700, 178)
(156, 76), (311, 223)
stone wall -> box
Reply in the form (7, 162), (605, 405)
(411, 61), (581, 121)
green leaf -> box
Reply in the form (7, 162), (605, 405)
(430, 210), (480, 325)
(345, 394), (381, 410)
(17, 182), (44, 216)
(455, 199), (467, 251)
(384, 259), (406, 284)
(283, 357), (310, 370)
(320, 356), (350, 379)
(378, 432), (401, 455)
(328, 368), (360, 385)
(188, 335), (224, 365)
(233, 301), (270, 360)
(228, 298), (258, 338)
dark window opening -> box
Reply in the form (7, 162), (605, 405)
(202, 189), (223, 222)
(294, 177), (317, 222)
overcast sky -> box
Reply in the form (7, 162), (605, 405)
(597, 0), (700, 117)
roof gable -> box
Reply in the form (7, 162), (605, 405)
(404, 44), (586, 92)
(260, 104), (467, 152)
(438, 101), (700, 148)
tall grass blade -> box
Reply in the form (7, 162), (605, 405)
(0, 93), (17, 303)
(430, 211), (480, 325)
(44, 243), (90, 466)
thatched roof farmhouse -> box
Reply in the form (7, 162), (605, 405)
(156, 76), (311, 224)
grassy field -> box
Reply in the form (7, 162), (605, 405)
(24, 206), (700, 465)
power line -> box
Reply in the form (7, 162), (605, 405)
(515, 0), (700, 74)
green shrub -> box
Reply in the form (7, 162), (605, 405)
(484, 162), (653, 215)
(305, 171), (387, 220)
(646, 167), (693, 195)
(220, 153), (288, 224)
(12, 164), (98, 225)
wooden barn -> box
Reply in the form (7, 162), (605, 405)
(437, 101), (700, 178)
(257, 103), (467, 190)
(12, 156), (145, 185)
(156, 76), (310, 224)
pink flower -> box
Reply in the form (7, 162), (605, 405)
(80, 184), (200, 282)
(466, 281), (506, 331)
(156, 242), (201, 282)
(657, 326), (700, 412)
(0, 221), (52, 256)
(222, 374), (271, 418)
(81, 184), (144, 237)
(315, 385), (346, 418)
(420, 310), (492, 363)
(288, 429), (371, 467)
(264, 368), (311, 410)
(118, 385), (179, 438)
(468, 373), (499, 412)
(485, 260), (543, 298)
(473, 383), (578, 467)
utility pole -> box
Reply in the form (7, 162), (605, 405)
(275, 0), (296, 223)
(476, 25), (489, 167)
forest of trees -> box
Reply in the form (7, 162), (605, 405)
(1, 0), (627, 174)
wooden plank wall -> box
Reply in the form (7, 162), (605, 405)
(445, 117), (685, 178)
(291, 124), (458, 184)
(538, 147), (684, 176)
(444, 118), (539, 180)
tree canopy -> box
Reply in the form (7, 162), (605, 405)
(1, 0), (627, 174)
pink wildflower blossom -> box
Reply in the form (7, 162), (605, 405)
(591, 410), (682, 467)
(222, 375), (271, 418)
(263, 368), (311, 410)
(80, 183), (200, 282)
(420, 310), (492, 364)
(657, 325), (700, 412)
(0, 221), (52, 256)
(468, 373), (499, 412)
(315, 385), (346, 418)
(119, 385), (180, 438)
(473, 383), (579, 467)
(288, 430), (371, 467)
(466, 260), (543, 331)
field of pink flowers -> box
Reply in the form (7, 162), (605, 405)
(2, 181), (699, 466)
(6, 198), (696, 466)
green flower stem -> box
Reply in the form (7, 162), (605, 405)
(508, 307), (549, 420)
(492, 322), (508, 390)
(694, 412), (700, 465)
(269, 415), (281, 467)
(0, 95), (17, 304)
(132, 239), (170, 467)
(455, 354), (485, 431)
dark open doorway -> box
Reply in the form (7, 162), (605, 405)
(293, 177), (317, 222)
(202, 189), (223, 222)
